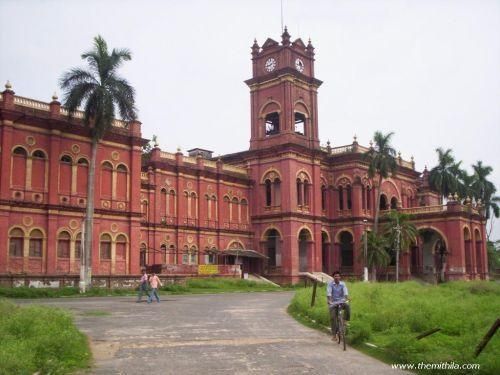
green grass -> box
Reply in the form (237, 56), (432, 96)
(0, 299), (91, 374)
(161, 277), (285, 294)
(0, 278), (286, 299)
(289, 281), (500, 374)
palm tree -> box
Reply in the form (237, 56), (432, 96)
(428, 148), (462, 201)
(382, 210), (418, 282)
(60, 35), (137, 292)
(470, 161), (499, 240)
(364, 131), (398, 233)
(362, 231), (391, 281)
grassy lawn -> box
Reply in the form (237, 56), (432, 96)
(0, 277), (288, 299)
(289, 281), (500, 374)
(0, 299), (91, 374)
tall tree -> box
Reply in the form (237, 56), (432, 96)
(60, 35), (137, 292)
(428, 148), (462, 201)
(364, 131), (398, 233)
(470, 161), (499, 240)
(382, 210), (418, 282)
(361, 231), (391, 281)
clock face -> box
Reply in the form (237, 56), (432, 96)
(295, 58), (305, 72)
(264, 58), (277, 72)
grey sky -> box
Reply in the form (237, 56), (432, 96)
(1, 0), (499, 239)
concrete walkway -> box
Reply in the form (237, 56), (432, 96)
(21, 292), (407, 374)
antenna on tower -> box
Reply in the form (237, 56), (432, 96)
(280, 0), (284, 32)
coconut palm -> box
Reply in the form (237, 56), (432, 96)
(60, 35), (137, 292)
(364, 131), (398, 233)
(363, 231), (391, 281)
(470, 161), (499, 240)
(428, 148), (462, 201)
(382, 210), (418, 282)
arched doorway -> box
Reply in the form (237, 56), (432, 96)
(298, 228), (312, 272)
(474, 229), (483, 277)
(464, 227), (473, 277)
(339, 231), (353, 273)
(264, 229), (281, 272)
(380, 194), (388, 210)
(321, 231), (331, 274)
(418, 229), (447, 282)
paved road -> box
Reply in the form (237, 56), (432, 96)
(21, 292), (406, 374)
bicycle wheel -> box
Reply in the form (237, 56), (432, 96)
(337, 315), (343, 345)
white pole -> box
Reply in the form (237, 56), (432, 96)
(363, 219), (368, 282)
(79, 217), (86, 293)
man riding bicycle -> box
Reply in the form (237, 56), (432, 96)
(326, 270), (351, 341)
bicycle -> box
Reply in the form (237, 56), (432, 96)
(333, 303), (347, 351)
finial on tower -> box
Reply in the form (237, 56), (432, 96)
(5, 80), (12, 90)
(281, 26), (291, 46)
(52, 92), (58, 101)
(251, 38), (260, 56)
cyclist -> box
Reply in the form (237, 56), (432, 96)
(326, 270), (351, 341)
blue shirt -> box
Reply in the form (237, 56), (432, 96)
(326, 280), (348, 306)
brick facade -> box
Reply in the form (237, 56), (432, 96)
(0, 31), (488, 284)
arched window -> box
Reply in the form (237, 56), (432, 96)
(265, 112), (280, 136)
(29, 229), (43, 257)
(380, 194), (388, 210)
(59, 155), (73, 194)
(76, 158), (89, 196)
(100, 162), (113, 198)
(116, 164), (128, 201)
(361, 185), (366, 209)
(9, 228), (24, 257)
(231, 197), (239, 222)
(160, 244), (167, 264)
(273, 178), (281, 206)
(265, 179), (272, 206)
(241, 199), (248, 223)
(346, 185), (352, 210)
(75, 233), (82, 260)
(390, 197), (398, 209)
(12, 147), (28, 189)
(190, 246), (198, 264)
(338, 186), (344, 210)
(339, 231), (354, 267)
(297, 179), (303, 205)
(140, 243), (147, 267)
(294, 112), (306, 135)
(366, 186), (371, 210)
(190, 192), (198, 219)
(100, 234), (112, 260)
(182, 245), (189, 264)
(57, 231), (71, 258)
(169, 245), (176, 264)
(160, 189), (167, 219)
(321, 185), (327, 211)
(116, 234), (127, 261)
(31, 151), (47, 191)
(141, 200), (148, 221)
(303, 180), (310, 206)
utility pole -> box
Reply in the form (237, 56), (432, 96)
(393, 215), (402, 283)
(363, 219), (368, 282)
(79, 216), (86, 293)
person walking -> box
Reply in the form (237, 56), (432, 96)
(147, 272), (163, 303)
(136, 269), (149, 303)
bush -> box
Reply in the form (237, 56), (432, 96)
(0, 299), (91, 374)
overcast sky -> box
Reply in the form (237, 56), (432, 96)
(1, 0), (499, 239)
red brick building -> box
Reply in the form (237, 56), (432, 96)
(0, 30), (488, 285)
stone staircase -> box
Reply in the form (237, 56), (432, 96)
(248, 273), (281, 287)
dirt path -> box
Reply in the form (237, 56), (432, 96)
(23, 292), (407, 374)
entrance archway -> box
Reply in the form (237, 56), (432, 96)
(321, 231), (331, 274)
(298, 228), (312, 272)
(264, 228), (281, 272)
(338, 231), (353, 273)
(417, 228), (447, 282)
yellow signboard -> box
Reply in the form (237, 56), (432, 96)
(198, 265), (219, 275)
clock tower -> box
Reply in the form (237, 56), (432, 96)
(245, 28), (322, 150)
